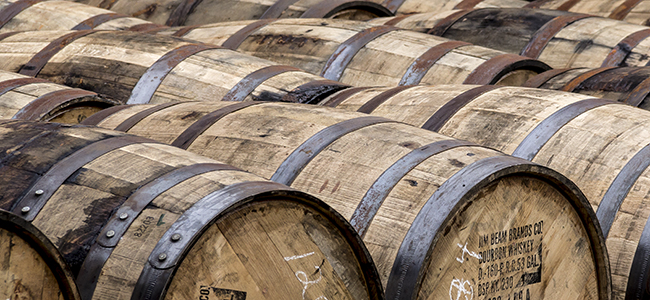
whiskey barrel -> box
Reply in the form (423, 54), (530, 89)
(375, 0), (527, 15)
(85, 101), (610, 300)
(0, 30), (347, 105)
(71, 0), (392, 26)
(0, 69), (117, 123)
(0, 120), (381, 300)
(160, 18), (550, 86)
(0, 210), (79, 300)
(310, 83), (650, 299)
(374, 7), (650, 69)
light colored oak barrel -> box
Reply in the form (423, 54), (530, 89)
(85, 101), (610, 300)
(372, 7), (650, 69)
(371, 0), (528, 16)
(0, 120), (381, 300)
(159, 18), (550, 87)
(70, 0), (392, 26)
(0, 210), (80, 300)
(0, 30), (348, 105)
(309, 83), (650, 300)
(0, 69), (118, 123)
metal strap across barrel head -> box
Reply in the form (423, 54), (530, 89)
(349, 139), (477, 237)
(320, 25), (400, 81)
(627, 212), (650, 299)
(170, 24), (202, 37)
(601, 29), (650, 67)
(221, 19), (275, 50)
(271, 116), (396, 186)
(12, 89), (99, 121)
(555, 0), (582, 11)
(520, 13), (592, 58)
(399, 41), (471, 86)
(512, 98), (618, 161)
(71, 13), (129, 30)
(624, 76), (650, 106)
(560, 67), (616, 92)
(165, 0), (201, 27)
(300, 0), (393, 18)
(523, 68), (575, 88)
(260, 0), (299, 19)
(221, 65), (303, 102)
(281, 80), (352, 104)
(172, 101), (264, 149)
(80, 105), (135, 126)
(114, 102), (184, 132)
(320, 86), (374, 107)
(126, 43), (221, 105)
(609, 0), (643, 20)
(19, 30), (95, 77)
(76, 162), (238, 300)
(11, 135), (155, 221)
(357, 85), (415, 113)
(0, 0), (42, 29)
(0, 77), (50, 97)
(464, 53), (551, 85)
(383, 14), (410, 26)
(427, 9), (472, 36)
(421, 85), (503, 132)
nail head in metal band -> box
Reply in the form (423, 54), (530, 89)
(624, 75), (650, 107)
(357, 85), (414, 113)
(271, 116), (395, 186)
(166, 0), (202, 26)
(522, 68), (575, 88)
(399, 41), (471, 86)
(609, 0), (643, 20)
(626, 214), (650, 299)
(0, 0), (42, 29)
(320, 25), (400, 81)
(171, 102), (263, 149)
(221, 65), (302, 102)
(221, 19), (275, 50)
(12, 89), (98, 121)
(300, 0), (393, 18)
(71, 13), (129, 30)
(260, 0), (299, 19)
(320, 86), (374, 107)
(454, 0), (485, 9)
(114, 102), (183, 132)
(596, 142), (650, 237)
(350, 139), (476, 237)
(512, 98), (617, 161)
(560, 67), (616, 92)
(126, 43), (221, 105)
(601, 28), (650, 67)
(427, 9), (472, 36)
(463, 53), (551, 85)
(520, 14), (592, 58)
(11, 135), (154, 221)
(18, 30), (95, 77)
(421, 85), (502, 132)
(79, 105), (135, 126)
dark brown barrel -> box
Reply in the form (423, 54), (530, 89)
(160, 18), (550, 87)
(312, 83), (650, 300)
(87, 101), (609, 300)
(0, 30), (348, 105)
(0, 120), (381, 300)
(0, 209), (80, 300)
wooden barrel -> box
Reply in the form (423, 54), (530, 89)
(0, 69), (118, 123)
(297, 83), (650, 299)
(0, 120), (381, 300)
(84, 101), (610, 300)
(0, 210), (80, 300)
(373, 7), (650, 69)
(374, 0), (528, 16)
(159, 18), (550, 86)
(0, 30), (348, 105)
(70, 0), (392, 26)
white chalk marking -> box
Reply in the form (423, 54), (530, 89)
(449, 278), (473, 300)
(284, 251), (315, 261)
(295, 265), (323, 299)
(456, 242), (482, 263)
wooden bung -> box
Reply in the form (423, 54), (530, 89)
(86, 101), (610, 300)
(158, 18), (550, 87)
(0, 120), (381, 300)
(373, 7), (650, 69)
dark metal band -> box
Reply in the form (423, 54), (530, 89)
(399, 41), (470, 86)
(556, 0), (582, 11)
(260, 0), (299, 19)
(0, 77), (50, 97)
(463, 53), (551, 85)
(281, 80), (352, 104)
(601, 29), (650, 67)
(511, 98), (616, 161)
(79, 105), (134, 126)
(0, 31), (22, 43)
(427, 9), (472, 36)
(126, 43), (221, 105)
(381, 0), (405, 13)
(523, 0), (551, 8)
(624, 75), (650, 106)
(170, 24), (202, 37)
(0, 0), (42, 29)
(357, 85), (415, 113)
(596, 142), (650, 238)
(626, 212), (650, 300)
(127, 23), (169, 33)
(454, 0), (485, 9)
(77, 163), (237, 300)
(114, 102), (183, 132)
(18, 30), (95, 77)
(383, 14), (410, 26)
(165, 0), (202, 27)
(301, 0), (393, 18)
(522, 68), (575, 88)
(71, 13), (128, 30)
(349, 139), (476, 237)
(421, 85), (503, 132)
(221, 65), (303, 102)
(131, 181), (295, 300)
(320, 25), (399, 81)
(609, 0), (643, 20)
(221, 19), (275, 50)
(171, 102), (263, 149)
(12, 89), (98, 121)
(560, 67), (616, 92)
(11, 135), (154, 221)
(271, 116), (395, 186)
(520, 13), (592, 58)
(320, 86), (373, 107)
